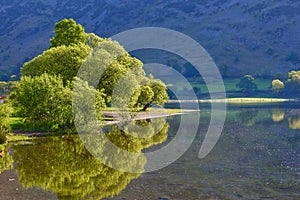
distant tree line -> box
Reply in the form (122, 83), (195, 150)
(272, 70), (300, 97)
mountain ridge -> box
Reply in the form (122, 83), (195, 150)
(0, 0), (299, 80)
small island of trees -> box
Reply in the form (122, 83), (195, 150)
(0, 18), (169, 142)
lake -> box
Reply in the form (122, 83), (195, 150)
(0, 106), (299, 199)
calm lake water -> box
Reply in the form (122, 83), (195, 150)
(0, 106), (299, 199)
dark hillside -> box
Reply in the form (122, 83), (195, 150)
(0, 0), (299, 79)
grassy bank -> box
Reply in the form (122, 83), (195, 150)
(5, 108), (198, 133)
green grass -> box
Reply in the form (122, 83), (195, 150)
(8, 117), (40, 132)
(253, 78), (272, 90)
(170, 77), (273, 93)
(8, 117), (24, 129)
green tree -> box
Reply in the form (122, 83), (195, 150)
(236, 75), (258, 94)
(284, 70), (300, 95)
(99, 55), (145, 101)
(22, 19), (169, 112)
(50, 18), (86, 48)
(9, 74), (73, 131)
(135, 85), (154, 110)
(9, 73), (105, 131)
(72, 77), (106, 124)
(109, 72), (169, 112)
(10, 74), (106, 132)
(148, 78), (169, 108)
(288, 116), (300, 129)
(92, 41), (144, 100)
(272, 79), (284, 93)
(79, 39), (168, 110)
(85, 33), (105, 49)
(98, 62), (131, 100)
(134, 76), (169, 111)
(21, 44), (91, 84)
(110, 71), (142, 113)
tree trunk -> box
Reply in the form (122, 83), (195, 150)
(141, 101), (152, 111)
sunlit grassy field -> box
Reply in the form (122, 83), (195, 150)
(169, 77), (272, 93)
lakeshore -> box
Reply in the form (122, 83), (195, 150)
(102, 108), (200, 125)
(168, 97), (299, 104)
(2, 97), (299, 146)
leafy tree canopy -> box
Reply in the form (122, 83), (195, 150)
(236, 75), (258, 94)
(134, 76), (169, 111)
(9, 73), (73, 131)
(288, 116), (300, 130)
(9, 74), (106, 132)
(85, 33), (105, 49)
(21, 44), (92, 85)
(79, 40), (168, 109)
(287, 70), (300, 84)
(72, 77), (106, 125)
(272, 79), (284, 93)
(50, 18), (86, 48)
(21, 18), (169, 111)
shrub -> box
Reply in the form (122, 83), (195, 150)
(9, 74), (107, 132)
(9, 73), (73, 131)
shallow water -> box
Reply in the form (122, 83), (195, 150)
(0, 107), (299, 199)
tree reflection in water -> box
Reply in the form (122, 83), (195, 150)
(271, 109), (300, 130)
(0, 150), (13, 175)
(12, 118), (169, 200)
(288, 116), (300, 130)
(236, 108), (300, 130)
(272, 109), (285, 122)
(236, 109), (259, 126)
